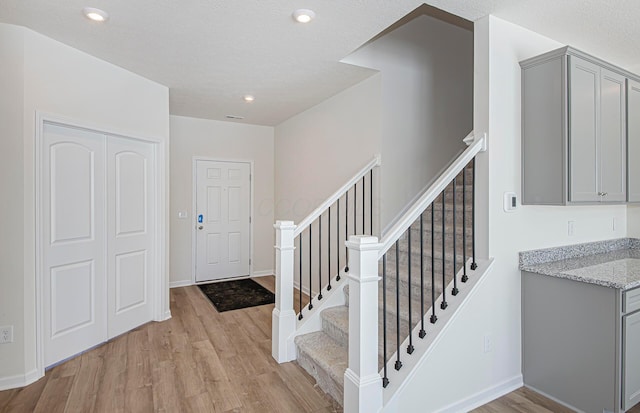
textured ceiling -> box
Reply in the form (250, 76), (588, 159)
(1, 0), (640, 126)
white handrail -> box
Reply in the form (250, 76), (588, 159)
(294, 154), (381, 238)
(378, 132), (484, 259)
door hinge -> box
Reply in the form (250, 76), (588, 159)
(249, 258), (252, 265)
(249, 216), (252, 223)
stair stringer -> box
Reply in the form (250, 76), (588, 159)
(381, 258), (501, 413)
(286, 271), (348, 361)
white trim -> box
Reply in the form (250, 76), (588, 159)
(379, 133), (484, 258)
(293, 279), (311, 297)
(191, 157), (254, 285)
(35, 113), (46, 380)
(36, 111), (163, 144)
(34, 111), (167, 375)
(433, 375), (523, 413)
(170, 280), (192, 289)
(251, 270), (273, 277)
(294, 154), (381, 237)
(159, 310), (172, 322)
(0, 369), (41, 391)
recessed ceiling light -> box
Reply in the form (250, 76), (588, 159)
(243, 95), (255, 103)
(82, 7), (109, 22)
(292, 9), (315, 23)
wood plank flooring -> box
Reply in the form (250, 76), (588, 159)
(0, 279), (336, 413)
(2, 276), (638, 413)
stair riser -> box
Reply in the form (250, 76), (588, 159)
(409, 215), (473, 229)
(386, 249), (472, 267)
(322, 316), (348, 349)
(297, 349), (344, 406)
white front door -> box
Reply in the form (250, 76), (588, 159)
(43, 123), (107, 366)
(195, 160), (251, 282)
(107, 136), (154, 338)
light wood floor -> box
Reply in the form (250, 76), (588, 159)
(0, 278), (335, 413)
(1, 276), (637, 413)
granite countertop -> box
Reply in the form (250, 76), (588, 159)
(519, 238), (640, 290)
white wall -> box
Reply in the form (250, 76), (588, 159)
(0, 23), (26, 385)
(387, 15), (629, 411)
(274, 74), (382, 223)
(628, 206), (640, 237)
(0, 23), (170, 388)
(343, 15), (473, 230)
(169, 115), (275, 285)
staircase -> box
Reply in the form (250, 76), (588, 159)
(272, 132), (487, 412)
(294, 166), (473, 405)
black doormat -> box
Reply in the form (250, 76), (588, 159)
(198, 278), (275, 312)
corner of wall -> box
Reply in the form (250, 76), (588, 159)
(0, 22), (28, 383)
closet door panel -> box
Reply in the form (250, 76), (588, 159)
(107, 136), (155, 338)
(43, 123), (107, 367)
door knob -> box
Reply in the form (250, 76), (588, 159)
(198, 225), (203, 230)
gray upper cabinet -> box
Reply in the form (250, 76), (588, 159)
(599, 68), (626, 201)
(521, 47), (631, 205)
(628, 80), (640, 202)
(569, 57), (600, 202)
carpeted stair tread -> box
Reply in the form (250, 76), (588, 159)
(320, 302), (411, 369)
(295, 331), (347, 405)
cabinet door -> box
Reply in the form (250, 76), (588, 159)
(569, 56), (600, 202)
(629, 80), (640, 202)
(599, 68), (626, 202)
(624, 310), (640, 411)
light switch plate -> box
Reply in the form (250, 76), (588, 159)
(178, 211), (188, 219)
(0, 326), (13, 344)
(503, 192), (517, 212)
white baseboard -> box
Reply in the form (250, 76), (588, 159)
(435, 374), (523, 413)
(170, 280), (192, 289)
(0, 368), (41, 391)
(251, 270), (273, 277)
(161, 310), (172, 321)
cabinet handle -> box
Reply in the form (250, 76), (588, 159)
(598, 192), (608, 197)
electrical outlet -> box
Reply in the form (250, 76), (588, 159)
(0, 326), (13, 344)
(568, 221), (575, 236)
(483, 333), (493, 353)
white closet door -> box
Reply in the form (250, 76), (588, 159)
(107, 136), (155, 338)
(43, 123), (107, 366)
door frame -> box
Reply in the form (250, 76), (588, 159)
(191, 157), (254, 284)
(34, 111), (168, 378)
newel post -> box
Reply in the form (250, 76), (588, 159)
(272, 220), (297, 363)
(344, 235), (383, 413)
